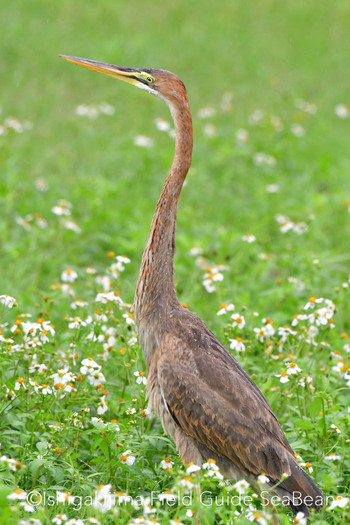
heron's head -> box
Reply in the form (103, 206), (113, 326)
(60, 55), (188, 109)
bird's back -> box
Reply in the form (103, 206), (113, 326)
(142, 304), (323, 516)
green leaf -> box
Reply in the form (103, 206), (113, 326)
(50, 466), (66, 483)
(29, 458), (45, 475)
(91, 437), (110, 459)
(36, 441), (50, 454)
(308, 397), (323, 418)
(296, 419), (313, 430)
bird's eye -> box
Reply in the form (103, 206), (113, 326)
(137, 72), (156, 84)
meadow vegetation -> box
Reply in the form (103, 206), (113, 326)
(0, 1), (349, 523)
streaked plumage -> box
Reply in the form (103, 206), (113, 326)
(61, 55), (324, 518)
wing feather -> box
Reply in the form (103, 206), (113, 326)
(157, 315), (294, 479)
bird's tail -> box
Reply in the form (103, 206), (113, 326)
(275, 457), (324, 517)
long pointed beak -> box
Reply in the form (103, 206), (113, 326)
(60, 55), (140, 86)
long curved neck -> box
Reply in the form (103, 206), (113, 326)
(134, 95), (193, 323)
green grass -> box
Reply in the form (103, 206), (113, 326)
(0, 0), (349, 523)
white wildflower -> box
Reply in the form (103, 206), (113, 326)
(290, 123), (305, 137)
(154, 117), (171, 131)
(242, 234), (256, 243)
(217, 303), (235, 315)
(80, 358), (101, 374)
(70, 299), (88, 310)
(231, 313), (246, 329)
(248, 109), (264, 125)
(275, 372), (289, 384)
(92, 484), (114, 513)
(0, 295), (17, 308)
(134, 135), (154, 147)
(330, 424), (341, 434)
(197, 107), (215, 119)
(328, 495), (349, 510)
(292, 511), (307, 525)
(134, 371), (147, 385)
(186, 463), (201, 474)
(266, 184), (279, 193)
(52, 200), (72, 216)
(334, 104), (349, 119)
(62, 219), (81, 233)
(253, 152), (276, 167)
(236, 128), (249, 143)
(7, 489), (27, 500)
(160, 457), (174, 470)
(61, 269), (78, 283)
(229, 337), (246, 352)
(75, 104), (99, 118)
(120, 450), (135, 466)
(97, 396), (108, 415)
(233, 479), (250, 495)
(286, 362), (301, 375)
(95, 291), (123, 304)
(123, 312), (135, 325)
(99, 102), (115, 115)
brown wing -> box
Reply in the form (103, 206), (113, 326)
(157, 311), (295, 480)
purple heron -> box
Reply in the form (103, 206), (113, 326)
(61, 55), (324, 519)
